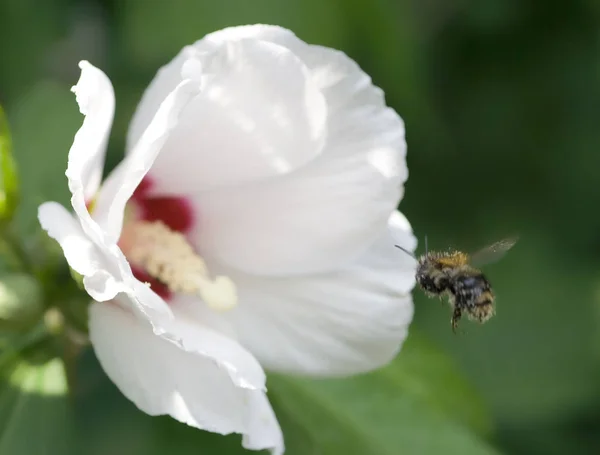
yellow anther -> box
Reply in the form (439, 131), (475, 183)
(127, 221), (237, 310)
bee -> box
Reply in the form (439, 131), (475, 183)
(396, 236), (518, 332)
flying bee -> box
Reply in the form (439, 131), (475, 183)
(396, 236), (518, 332)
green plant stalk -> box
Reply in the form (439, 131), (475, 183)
(0, 228), (33, 273)
(0, 106), (19, 223)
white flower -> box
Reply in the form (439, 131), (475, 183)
(38, 24), (416, 455)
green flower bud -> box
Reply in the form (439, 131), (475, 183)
(0, 274), (44, 331)
(0, 106), (19, 224)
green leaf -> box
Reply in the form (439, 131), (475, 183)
(268, 333), (498, 455)
(0, 336), (74, 455)
(386, 333), (493, 436)
(9, 81), (79, 236)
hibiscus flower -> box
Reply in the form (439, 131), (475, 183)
(38, 24), (416, 455)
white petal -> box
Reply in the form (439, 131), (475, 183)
(89, 303), (283, 454)
(195, 25), (303, 52)
(129, 37), (327, 191)
(63, 61), (114, 249)
(188, 41), (406, 276)
(170, 295), (238, 340)
(242, 392), (284, 455)
(156, 309), (266, 391)
(126, 25), (304, 154)
(37, 202), (173, 330)
(65, 60), (114, 202)
(201, 25), (388, 115)
(38, 202), (127, 301)
(125, 47), (194, 153)
(38, 202), (99, 276)
(202, 213), (416, 376)
(81, 269), (128, 302)
(92, 78), (202, 244)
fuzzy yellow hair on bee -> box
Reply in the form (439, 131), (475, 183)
(427, 251), (469, 268)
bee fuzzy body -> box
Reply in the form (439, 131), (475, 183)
(416, 251), (496, 332)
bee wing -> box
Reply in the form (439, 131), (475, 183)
(469, 236), (518, 267)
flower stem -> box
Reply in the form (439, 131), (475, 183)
(0, 227), (32, 273)
(62, 325), (89, 401)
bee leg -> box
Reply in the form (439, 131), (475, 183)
(439, 295), (445, 306)
(451, 307), (462, 334)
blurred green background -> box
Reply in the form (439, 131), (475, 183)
(1, 0), (600, 454)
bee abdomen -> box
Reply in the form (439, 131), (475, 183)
(468, 291), (495, 323)
(454, 274), (496, 324)
(475, 290), (494, 306)
(452, 274), (491, 306)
